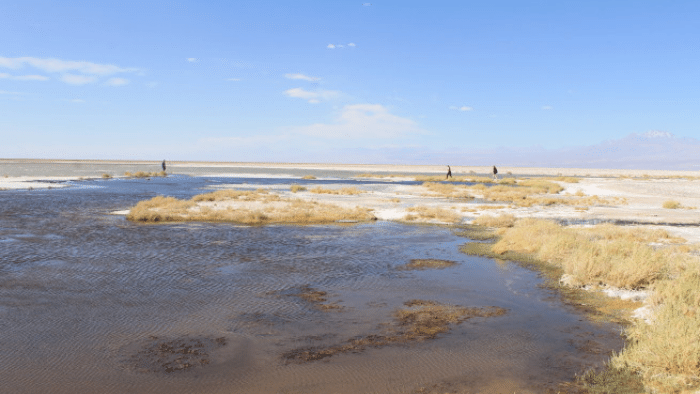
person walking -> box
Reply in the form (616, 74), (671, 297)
(162, 160), (167, 172)
(446, 165), (452, 180)
(492, 165), (498, 181)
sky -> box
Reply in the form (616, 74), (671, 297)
(1, 0), (699, 166)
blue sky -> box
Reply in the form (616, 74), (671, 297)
(1, 1), (699, 165)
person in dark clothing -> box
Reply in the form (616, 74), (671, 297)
(162, 160), (166, 172)
(446, 165), (452, 180)
(492, 165), (498, 180)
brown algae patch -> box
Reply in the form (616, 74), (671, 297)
(398, 259), (457, 270)
(126, 189), (376, 224)
(292, 285), (343, 311)
(282, 300), (506, 363)
(126, 335), (226, 373)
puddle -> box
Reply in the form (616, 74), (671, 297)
(0, 164), (624, 393)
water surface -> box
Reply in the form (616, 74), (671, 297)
(0, 163), (622, 393)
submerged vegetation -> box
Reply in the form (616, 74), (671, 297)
(283, 300), (506, 363)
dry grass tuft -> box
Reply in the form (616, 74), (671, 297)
(290, 185), (306, 193)
(309, 186), (364, 195)
(126, 189), (376, 225)
(472, 214), (516, 228)
(403, 206), (462, 223)
(421, 182), (473, 199)
(663, 200), (682, 209)
(101, 173), (112, 179)
(124, 171), (167, 178)
(301, 175), (316, 180)
(490, 219), (690, 289)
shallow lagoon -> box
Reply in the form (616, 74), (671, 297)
(0, 163), (622, 393)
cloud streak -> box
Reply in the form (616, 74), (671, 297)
(285, 73), (321, 82)
(284, 87), (340, 103)
(0, 56), (140, 86)
(292, 104), (424, 139)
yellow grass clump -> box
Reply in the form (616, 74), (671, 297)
(421, 182), (473, 199)
(124, 171), (167, 178)
(472, 214), (516, 228)
(101, 173), (112, 179)
(301, 175), (316, 180)
(663, 200), (682, 209)
(290, 185), (307, 193)
(126, 189), (376, 225)
(403, 206), (462, 224)
(491, 219), (688, 289)
(309, 186), (364, 195)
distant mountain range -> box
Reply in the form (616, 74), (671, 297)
(541, 131), (700, 170)
(350, 131), (700, 170)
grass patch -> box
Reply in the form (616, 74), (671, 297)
(462, 217), (700, 392)
(101, 173), (112, 179)
(126, 189), (376, 225)
(663, 200), (682, 209)
(290, 184), (306, 193)
(398, 259), (457, 270)
(403, 206), (462, 223)
(301, 175), (316, 180)
(309, 186), (364, 195)
(124, 171), (167, 178)
(472, 214), (516, 228)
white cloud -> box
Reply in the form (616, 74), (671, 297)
(285, 73), (321, 82)
(0, 90), (24, 95)
(105, 77), (129, 86)
(542, 105), (553, 110)
(187, 58), (198, 62)
(61, 74), (98, 85)
(0, 72), (49, 81)
(284, 87), (340, 103)
(327, 43), (356, 49)
(292, 104), (424, 139)
(226, 78), (241, 81)
(0, 56), (140, 86)
(449, 105), (473, 112)
(0, 56), (138, 75)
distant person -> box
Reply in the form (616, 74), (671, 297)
(492, 165), (498, 180)
(446, 165), (452, 180)
(162, 160), (166, 172)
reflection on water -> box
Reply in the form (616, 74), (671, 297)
(0, 164), (623, 393)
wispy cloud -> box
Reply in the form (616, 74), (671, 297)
(0, 56), (138, 75)
(0, 56), (140, 86)
(105, 77), (129, 86)
(0, 72), (49, 81)
(187, 58), (198, 63)
(70, 99), (85, 103)
(327, 43), (356, 49)
(285, 73), (321, 82)
(226, 78), (241, 81)
(449, 105), (473, 112)
(61, 74), (98, 85)
(284, 87), (340, 103)
(292, 104), (424, 139)
(542, 105), (553, 110)
(0, 90), (25, 95)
